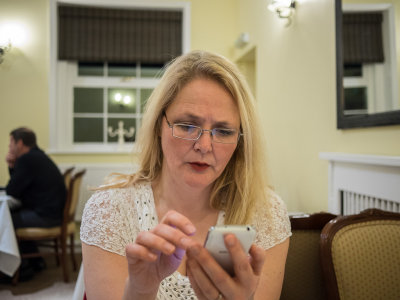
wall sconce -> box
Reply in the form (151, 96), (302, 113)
(268, 0), (296, 19)
(0, 41), (12, 64)
(0, 21), (29, 64)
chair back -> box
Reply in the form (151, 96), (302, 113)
(280, 212), (336, 300)
(63, 170), (86, 225)
(320, 209), (400, 300)
(63, 167), (75, 190)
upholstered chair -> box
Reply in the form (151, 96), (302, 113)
(280, 212), (337, 300)
(13, 169), (86, 284)
(320, 208), (400, 300)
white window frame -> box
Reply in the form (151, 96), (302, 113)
(48, 0), (191, 154)
(343, 64), (375, 115)
(343, 3), (399, 116)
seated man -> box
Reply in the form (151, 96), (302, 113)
(5, 127), (67, 276)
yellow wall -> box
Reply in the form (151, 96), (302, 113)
(1, 0), (49, 183)
(1, 0), (399, 214)
(234, 0), (400, 213)
(0, 0), (237, 184)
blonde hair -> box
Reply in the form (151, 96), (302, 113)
(106, 50), (270, 224)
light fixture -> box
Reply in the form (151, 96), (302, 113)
(0, 21), (29, 64)
(0, 41), (12, 64)
(114, 93), (122, 102)
(268, 0), (296, 19)
(122, 95), (131, 105)
(112, 92), (134, 106)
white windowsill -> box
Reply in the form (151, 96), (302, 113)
(47, 144), (138, 155)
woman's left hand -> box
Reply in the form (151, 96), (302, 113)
(186, 234), (266, 300)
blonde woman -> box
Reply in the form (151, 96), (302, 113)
(81, 50), (291, 300)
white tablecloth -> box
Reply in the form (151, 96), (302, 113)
(72, 264), (85, 300)
(0, 192), (21, 276)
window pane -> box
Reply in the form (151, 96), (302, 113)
(140, 89), (153, 113)
(344, 87), (367, 111)
(141, 63), (164, 78)
(344, 64), (362, 77)
(108, 63), (137, 77)
(74, 88), (103, 113)
(78, 62), (104, 76)
(74, 118), (103, 142)
(107, 118), (136, 143)
(108, 88), (136, 113)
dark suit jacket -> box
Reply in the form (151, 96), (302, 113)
(6, 146), (67, 221)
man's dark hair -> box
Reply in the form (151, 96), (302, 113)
(10, 127), (37, 148)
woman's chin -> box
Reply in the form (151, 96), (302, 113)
(182, 174), (214, 190)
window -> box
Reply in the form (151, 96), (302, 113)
(49, 0), (190, 153)
(343, 64), (374, 116)
(71, 62), (163, 145)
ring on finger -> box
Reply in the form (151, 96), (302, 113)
(214, 293), (223, 300)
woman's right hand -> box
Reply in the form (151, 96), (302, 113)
(124, 210), (196, 298)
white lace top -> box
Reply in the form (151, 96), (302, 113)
(81, 182), (291, 300)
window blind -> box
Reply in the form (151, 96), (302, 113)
(58, 4), (183, 63)
(343, 13), (384, 64)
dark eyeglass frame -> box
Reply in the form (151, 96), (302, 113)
(163, 112), (243, 144)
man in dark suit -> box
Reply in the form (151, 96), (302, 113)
(5, 127), (67, 277)
(6, 127), (66, 227)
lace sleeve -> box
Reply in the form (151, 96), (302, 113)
(252, 189), (292, 250)
(80, 187), (138, 256)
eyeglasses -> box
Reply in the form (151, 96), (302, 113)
(164, 113), (242, 144)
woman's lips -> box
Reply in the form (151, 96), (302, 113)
(189, 162), (210, 172)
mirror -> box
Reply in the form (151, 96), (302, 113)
(336, 0), (400, 129)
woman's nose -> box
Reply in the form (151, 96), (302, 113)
(194, 130), (213, 153)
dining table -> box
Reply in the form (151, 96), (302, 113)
(0, 191), (21, 277)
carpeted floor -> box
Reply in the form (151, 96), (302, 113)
(0, 281), (76, 300)
(0, 252), (81, 299)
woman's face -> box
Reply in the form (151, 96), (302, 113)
(161, 78), (240, 190)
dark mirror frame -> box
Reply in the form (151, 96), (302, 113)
(336, 0), (400, 129)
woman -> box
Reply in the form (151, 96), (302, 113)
(81, 50), (291, 300)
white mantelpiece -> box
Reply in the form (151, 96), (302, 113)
(319, 152), (400, 215)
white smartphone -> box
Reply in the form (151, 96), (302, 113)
(204, 225), (256, 276)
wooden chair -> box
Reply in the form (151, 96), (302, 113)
(13, 169), (86, 283)
(280, 212), (337, 300)
(63, 166), (75, 190)
(320, 209), (400, 300)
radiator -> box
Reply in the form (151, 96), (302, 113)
(320, 152), (400, 215)
(341, 190), (400, 215)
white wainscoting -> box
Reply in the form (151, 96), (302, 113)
(319, 152), (400, 215)
(59, 163), (138, 221)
